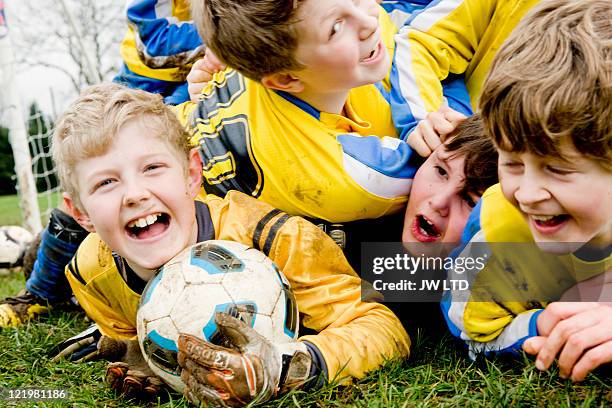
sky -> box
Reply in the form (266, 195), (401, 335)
(1, 0), (123, 119)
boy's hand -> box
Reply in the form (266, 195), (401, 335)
(408, 107), (467, 157)
(49, 324), (102, 362)
(187, 50), (226, 102)
(177, 312), (312, 407)
(50, 326), (163, 399)
(523, 302), (612, 381)
(103, 336), (163, 400)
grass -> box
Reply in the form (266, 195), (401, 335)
(0, 192), (61, 226)
(1, 271), (610, 407)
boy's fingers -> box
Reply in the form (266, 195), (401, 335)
(422, 123), (442, 152)
(143, 376), (163, 398)
(121, 373), (144, 398)
(557, 321), (612, 379)
(428, 111), (454, 136)
(187, 69), (213, 84)
(182, 371), (228, 407)
(188, 83), (206, 102)
(106, 362), (129, 391)
(204, 50), (225, 71)
(536, 307), (602, 371)
(407, 128), (432, 157)
(570, 340), (612, 382)
(178, 333), (241, 371)
(522, 336), (545, 355)
(537, 302), (597, 336)
(440, 106), (467, 127)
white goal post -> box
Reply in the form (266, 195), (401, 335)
(0, 8), (42, 234)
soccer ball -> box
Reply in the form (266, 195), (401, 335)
(0, 225), (34, 273)
(136, 240), (299, 393)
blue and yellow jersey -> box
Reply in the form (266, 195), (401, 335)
(380, 0), (432, 28)
(65, 192), (410, 382)
(173, 9), (421, 223)
(389, 0), (540, 137)
(112, 1), (428, 105)
(442, 185), (611, 357)
(114, 0), (205, 105)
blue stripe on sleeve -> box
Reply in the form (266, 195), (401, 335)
(113, 63), (190, 105)
(127, 0), (203, 57)
(337, 134), (420, 179)
(441, 74), (473, 116)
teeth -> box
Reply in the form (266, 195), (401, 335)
(128, 213), (160, 229)
(532, 215), (556, 222)
(425, 219), (435, 227)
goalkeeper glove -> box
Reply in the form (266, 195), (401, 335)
(177, 312), (313, 407)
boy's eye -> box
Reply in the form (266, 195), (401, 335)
(434, 165), (448, 177)
(501, 161), (523, 169)
(330, 20), (342, 38)
(94, 178), (115, 191)
(546, 165), (574, 175)
(145, 163), (163, 172)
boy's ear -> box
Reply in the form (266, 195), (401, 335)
(261, 72), (304, 93)
(187, 148), (203, 198)
(63, 194), (96, 233)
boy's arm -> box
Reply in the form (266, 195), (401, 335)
(177, 194), (410, 405)
(267, 215), (411, 381)
(120, 0), (204, 78)
(207, 193), (410, 377)
(389, 0), (495, 138)
(115, 0), (205, 104)
(441, 200), (543, 357)
(64, 235), (136, 340)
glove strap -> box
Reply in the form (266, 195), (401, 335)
(276, 342), (312, 395)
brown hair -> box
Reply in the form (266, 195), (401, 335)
(52, 83), (191, 210)
(444, 113), (498, 199)
(480, 0), (612, 170)
(191, 0), (305, 81)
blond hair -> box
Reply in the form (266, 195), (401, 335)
(52, 83), (191, 210)
(191, 0), (305, 81)
(480, 0), (612, 170)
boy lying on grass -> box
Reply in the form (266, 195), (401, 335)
(443, 0), (612, 382)
(51, 83), (410, 405)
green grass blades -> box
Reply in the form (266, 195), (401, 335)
(1, 272), (610, 407)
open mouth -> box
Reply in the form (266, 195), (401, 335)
(360, 40), (381, 63)
(411, 215), (441, 242)
(531, 214), (569, 229)
(126, 212), (170, 239)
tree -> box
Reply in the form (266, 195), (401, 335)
(0, 123), (17, 195)
(8, 0), (124, 94)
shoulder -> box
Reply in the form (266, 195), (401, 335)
(67, 233), (117, 286)
(478, 184), (532, 243)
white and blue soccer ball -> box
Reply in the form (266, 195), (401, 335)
(136, 240), (299, 393)
(0, 225), (34, 273)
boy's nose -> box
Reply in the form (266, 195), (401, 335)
(122, 183), (152, 206)
(514, 176), (551, 206)
(429, 191), (452, 218)
(356, 5), (378, 40)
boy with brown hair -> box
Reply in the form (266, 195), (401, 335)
(51, 83), (410, 402)
(174, 0), (468, 225)
(443, 0), (611, 382)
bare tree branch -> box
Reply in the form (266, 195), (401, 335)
(9, 0), (123, 96)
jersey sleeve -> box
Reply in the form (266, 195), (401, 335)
(441, 198), (542, 358)
(64, 235), (136, 340)
(389, 0), (494, 137)
(206, 192), (411, 382)
(115, 0), (205, 104)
